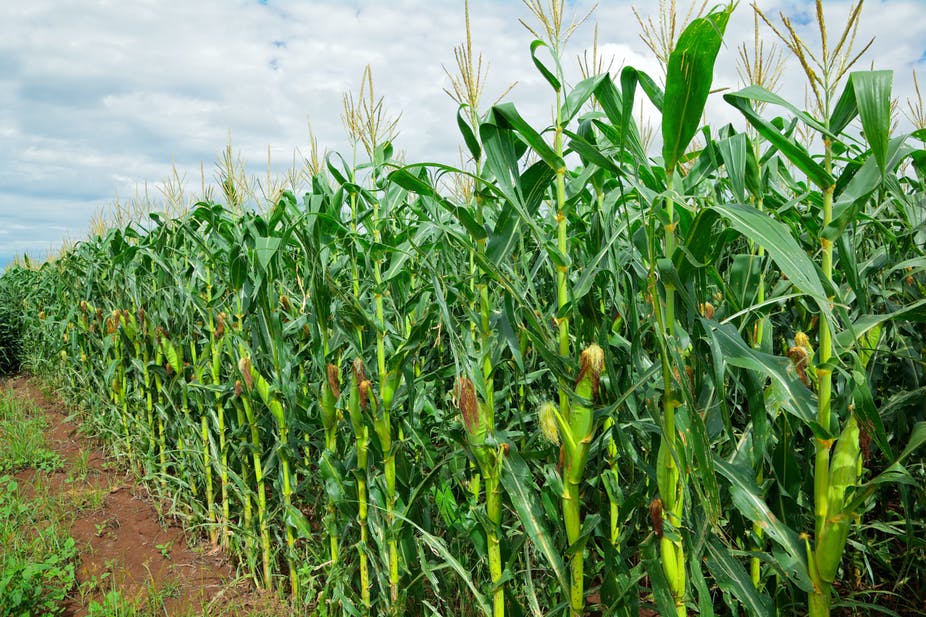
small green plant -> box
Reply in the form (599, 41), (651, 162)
(0, 391), (62, 473)
(79, 570), (112, 600)
(69, 447), (92, 482)
(156, 541), (172, 560)
(0, 477), (77, 616)
(86, 589), (139, 617)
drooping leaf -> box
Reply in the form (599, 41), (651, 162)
(711, 203), (830, 315)
(489, 102), (564, 171)
(457, 104), (481, 162)
(702, 319), (819, 430)
(529, 39), (561, 91)
(254, 236), (282, 272)
(716, 132), (748, 203)
(561, 73), (607, 125)
(725, 90), (835, 188)
(705, 537), (774, 616)
(714, 458), (815, 593)
(499, 449), (569, 592)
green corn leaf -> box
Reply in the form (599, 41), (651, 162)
(571, 217), (628, 303)
(688, 545), (716, 617)
(716, 132), (748, 203)
(621, 65), (664, 113)
(676, 208), (724, 280)
(389, 167), (488, 241)
(835, 298), (926, 352)
(388, 166), (435, 196)
(676, 406), (721, 524)
(724, 91), (835, 188)
(830, 77), (860, 136)
(899, 422), (926, 461)
(711, 203), (830, 316)
(823, 155), (881, 244)
(416, 528), (492, 616)
(480, 117), (522, 198)
(705, 537), (773, 616)
(702, 319), (820, 431)
(530, 39), (561, 91)
(567, 129), (621, 174)
(714, 458), (814, 592)
(488, 102), (564, 171)
(852, 70), (894, 174)
(851, 364), (892, 460)
(499, 449), (569, 592)
(662, 5), (732, 172)
(284, 503), (313, 539)
(580, 67), (652, 167)
(842, 423), (926, 532)
(735, 85), (832, 136)
(486, 160), (554, 264)
(254, 236), (281, 272)
(561, 73), (607, 125)
(641, 539), (678, 617)
(456, 104), (481, 162)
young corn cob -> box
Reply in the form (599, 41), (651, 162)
(549, 344), (605, 617)
(238, 352), (299, 598)
(348, 358), (372, 612)
(320, 363), (341, 565)
(810, 414), (861, 613)
(538, 346), (607, 614)
(457, 376), (505, 617)
(236, 355), (273, 592)
(211, 312), (230, 547)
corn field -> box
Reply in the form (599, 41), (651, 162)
(2, 2), (926, 615)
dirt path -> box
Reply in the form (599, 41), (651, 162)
(4, 374), (279, 616)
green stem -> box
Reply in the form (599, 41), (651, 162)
(809, 586), (831, 617)
(242, 395), (272, 591)
(564, 464), (583, 617)
(357, 431), (371, 612)
(180, 385), (198, 499)
(201, 415), (216, 546)
(234, 397), (255, 584)
(660, 170), (686, 616)
(372, 198), (400, 606)
(486, 471), (504, 617)
(279, 422), (298, 599)
(752, 190), (767, 589)
(553, 84), (584, 616)
(812, 134), (836, 614)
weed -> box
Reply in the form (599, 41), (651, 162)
(0, 476), (77, 616)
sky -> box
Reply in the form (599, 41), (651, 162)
(1, 0), (925, 267)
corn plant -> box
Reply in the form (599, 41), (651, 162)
(2, 2), (926, 616)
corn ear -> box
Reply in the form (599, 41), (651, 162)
(348, 359), (366, 434)
(816, 415), (860, 583)
(457, 376), (490, 471)
(321, 363), (340, 434)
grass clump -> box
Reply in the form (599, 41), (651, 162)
(0, 389), (74, 615)
(0, 476), (77, 616)
(0, 389), (62, 473)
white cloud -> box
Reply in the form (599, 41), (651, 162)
(1, 0), (924, 266)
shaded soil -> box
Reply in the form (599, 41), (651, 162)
(3, 374), (280, 616)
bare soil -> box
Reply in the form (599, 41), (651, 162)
(3, 374), (282, 616)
